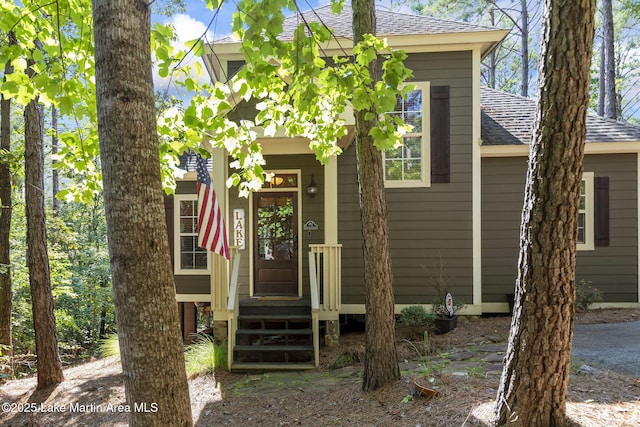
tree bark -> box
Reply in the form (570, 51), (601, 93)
(487, 8), (496, 88)
(352, 0), (400, 392)
(602, 0), (617, 120)
(598, 39), (605, 116)
(0, 33), (15, 358)
(25, 94), (64, 389)
(520, 0), (529, 97)
(92, 0), (193, 425)
(493, 1), (596, 426)
(51, 106), (59, 217)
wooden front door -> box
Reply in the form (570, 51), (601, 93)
(254, 192), (298, 296)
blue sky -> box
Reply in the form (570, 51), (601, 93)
(152, 0), (331, 97)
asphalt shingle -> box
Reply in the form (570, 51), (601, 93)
(217, 4), (502, 43)
(481, 87), (640, 145)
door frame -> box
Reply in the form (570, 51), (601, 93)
(249, 169), (303, 297)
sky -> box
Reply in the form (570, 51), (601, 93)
(151, 0), (329, 98)
(151, 1), (413, 100)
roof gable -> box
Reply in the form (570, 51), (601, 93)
(279, 5), (501, 39)
(210, 5), (509, 58)
(481, 87), (640, 145)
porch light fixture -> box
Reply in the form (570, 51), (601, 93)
(307, 174), (319, 197)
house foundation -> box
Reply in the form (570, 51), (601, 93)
(324, 320), (340, 347)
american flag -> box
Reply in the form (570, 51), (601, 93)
(196, 155), (230, 260)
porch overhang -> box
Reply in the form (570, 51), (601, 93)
(259, 125), (356, 156)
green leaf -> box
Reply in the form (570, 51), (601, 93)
(331, 0), (345, 14)
(186, 38), (205, 57)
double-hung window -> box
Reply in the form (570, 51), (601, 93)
(174, 194), (210, 274)
(578, 172), (595, 251)
(384, 82), (430, 188)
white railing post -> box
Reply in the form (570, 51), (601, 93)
(226, 254), (241, 370)
(308, 252), (320, 366)
(308, 244), (342, 320)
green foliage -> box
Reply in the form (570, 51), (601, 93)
(576, 280), (604, 312)
(403, 331), (433, 379)
(97, 334), (120, 358)
(398, 305), (435, 327)
(184, 335), (228, 377)
(99, 333), (229, 376)
(1, 0), (101, 201)
(153, 0), (414, 196)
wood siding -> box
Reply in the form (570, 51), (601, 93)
(338, 51), (474, 306)
(481, 154), (638, 304)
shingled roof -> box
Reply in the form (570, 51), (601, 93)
(281, 5), (500, 39)
(481, 87), (640, 145)
(217, 5), (503, 43)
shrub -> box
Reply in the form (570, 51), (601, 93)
(97, 334), (120, 357)
(399, 305), (435, 327)
(576, 280), (603, 312)
(184, 334), (228, 378)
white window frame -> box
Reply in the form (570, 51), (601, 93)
(578, 172), (595, 251)
(383, 81), (431, 188)
(174, 193), (211, 275)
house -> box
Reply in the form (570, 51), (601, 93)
(165, 6), (640, 369)
(481, 87), (640, 310)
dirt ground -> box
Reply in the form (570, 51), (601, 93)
(1, 308), (639, 426)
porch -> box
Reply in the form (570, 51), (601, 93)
(223, 244), (342, 371)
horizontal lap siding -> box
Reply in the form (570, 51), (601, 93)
(339, 51), (474, 306)
(481, 154), (638, 304)
(578, 155), (638, 302)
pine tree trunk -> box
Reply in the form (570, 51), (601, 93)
(92, 0), (193, 425)
(51, 106), (59, 216)
(598, 40), (605, 116)
(0, 34), (14, 357)
(493, 1), (596, 426)
(25, 97), (64, 389)
(602, 0), (617, 120)
(352, 0), (400, 392)
(521, 0), (529, 97)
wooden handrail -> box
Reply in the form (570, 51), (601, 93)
(226, 254), (241, 370)
(308, 251), (320, 366)
(308, 251), (319, 311)
(227, 254), (241, 312)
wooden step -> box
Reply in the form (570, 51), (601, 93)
(231, 362), (315, 371)
(234, 344), (313, 352)
(236, 328), (312, 336)
(237, 314), (312, 321)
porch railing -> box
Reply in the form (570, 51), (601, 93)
(308, 244), (342, 321)
(226, 253), (241, 370)
(308, 252), (320, 366)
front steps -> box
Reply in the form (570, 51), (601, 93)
(231, 297), (316, 371)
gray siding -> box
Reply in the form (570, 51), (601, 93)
(175, 275), (210, 294)
(338, 51), (475, 306)
(481, 154), (638, 304)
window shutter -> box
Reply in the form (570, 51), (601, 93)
(164, 195), (175, 266)
(430, 86), (450, 183)
(594, 176), (609, 247)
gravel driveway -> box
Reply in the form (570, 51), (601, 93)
(572, 321), (640, 376)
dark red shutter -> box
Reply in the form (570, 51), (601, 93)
(594, 176), (609, 247)
(430, 86), (450, 183)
